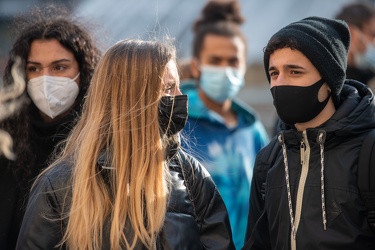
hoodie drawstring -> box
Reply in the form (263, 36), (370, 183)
(317, 130), (327, 230)
(278, 130), (327, 240)
(278, 133), (297, 239)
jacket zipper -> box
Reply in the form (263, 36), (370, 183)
(291, 131), (310, 250)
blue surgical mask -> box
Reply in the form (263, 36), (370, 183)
(199, 65), (244, 103)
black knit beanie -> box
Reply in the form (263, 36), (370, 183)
(264, 16), (350, 106)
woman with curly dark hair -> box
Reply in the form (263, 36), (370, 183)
(0, 4), (101, 249)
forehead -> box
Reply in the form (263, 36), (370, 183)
(269, 47), (313, 68)
(201, 34), (245, 57)
(165, 60), (177, 73)
(28, 39), (76, 63)
(164, 60), (178, 79)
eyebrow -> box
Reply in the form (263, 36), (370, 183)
(26, 58), (72, 65)
(268, 64), (305, 72)
(286, 64), (305, 69)
(209, 55), (239, 60)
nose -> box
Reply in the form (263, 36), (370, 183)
(218, 61), (230, 67)
(42, 67), (52, 76)
(35, 68), (51, 77)
(270, 75), (285, 87)
(175, 87), (182, 96)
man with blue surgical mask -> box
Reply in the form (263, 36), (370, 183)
(179, 1), (269, 249)
(336, 2), (375, 89)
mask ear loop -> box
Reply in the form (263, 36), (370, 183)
(317, 79), (331, 104)
(72, 72), (80, 81)
(320, 85), (332, 104)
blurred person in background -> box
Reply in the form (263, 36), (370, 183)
(0, 4), (101, 249)
(335, 2), (375, 90)
(180, 0), (269, 248)
(17, 39), (234, 250)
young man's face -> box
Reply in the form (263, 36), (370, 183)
(268, 47), (330, 102)
(191, 34), (246, 78)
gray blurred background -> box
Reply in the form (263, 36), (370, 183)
(1, 0), (372, 136)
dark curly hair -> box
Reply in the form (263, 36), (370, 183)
(1, 4), (101, 186)
(192, 0), (247, 58)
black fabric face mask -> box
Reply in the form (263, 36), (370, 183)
(270, 78), (331, 125)
(158, 95), (188, 136)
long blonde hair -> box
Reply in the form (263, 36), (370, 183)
(52, 39), (175, 249)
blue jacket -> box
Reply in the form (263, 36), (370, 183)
(180, 80), (269, 249)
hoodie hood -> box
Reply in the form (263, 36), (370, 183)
(324, 79), (375, 134)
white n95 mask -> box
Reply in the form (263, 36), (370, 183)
(27, 73), (80, 119)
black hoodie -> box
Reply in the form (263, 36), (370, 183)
(246, 80), (375, 250)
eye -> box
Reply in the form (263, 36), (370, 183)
(53, 65), (68, 71)
(269, 70), (279, 77)
(208, 57), (221, 65)
(228, 58), (239, 67)
(163, 82), (176, 94)
(290, 70), (301, 75)
(26, 65), (40, 73)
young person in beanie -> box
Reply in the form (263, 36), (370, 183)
(243, 16), (375, 250)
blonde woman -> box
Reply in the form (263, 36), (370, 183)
(16, 39), (235, 250)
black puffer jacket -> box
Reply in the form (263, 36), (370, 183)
(246, 80), (375, 250)
(16, 149), (235, 249)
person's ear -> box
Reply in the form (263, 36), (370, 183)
(190, 58), (200, 79)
